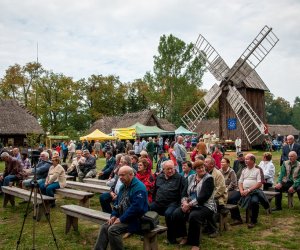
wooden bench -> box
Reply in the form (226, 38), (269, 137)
(245, 190), (279, 223)
(55, 188), (94, 207)
(61, 204), (167, 250)
(82, 178), (107, 186)
(2, 186), (55, 221)
(66, 181), (110, 194)
(219, 204), (238, 232)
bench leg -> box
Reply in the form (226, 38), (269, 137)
(79, 198), (90, 208)
(143, 232), (158, 250)
(36, 202), (51, 221)
(3, 193), (15, 208)
(246, 208), (252, 223)
(66, 215), (78, 234)
(219, 211), (229, 233)
(288, 193), (294, 208)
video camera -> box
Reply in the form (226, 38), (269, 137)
(30, 150), (41, 165)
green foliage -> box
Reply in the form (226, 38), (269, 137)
(144, 34), (205, 125)
(291, 97), (300, 130)
(25, 133), (40, 148)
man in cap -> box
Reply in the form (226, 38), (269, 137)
(78, 149), (97, 182)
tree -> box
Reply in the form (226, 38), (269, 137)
(291, 97), (300, 129)
(127, 79), (149, 112)
(144, 34), (205, 124)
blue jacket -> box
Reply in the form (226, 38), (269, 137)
(112, 177), (148, 233)
(102, 157), (116, 176)
(31, 161), (51, 179)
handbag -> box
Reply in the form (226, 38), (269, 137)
(140, 211), (159, 232)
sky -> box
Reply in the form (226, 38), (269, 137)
(0, 0), (299, 104)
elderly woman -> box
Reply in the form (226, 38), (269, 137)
(258, 152), (275, 190)
(139, 150), (152, 173)
(136, 158), (155, 203)
(40, 155), (66, 207)
(220, 157), (243, 225)
(171, 160), (216, 250)
(66, 150), (83, 180)
(181, 161), (195, 178)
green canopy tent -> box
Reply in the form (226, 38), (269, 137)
(175, 126), (197, 136)
(127, 122), (174, 137)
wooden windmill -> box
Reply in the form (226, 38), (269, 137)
(181, 26), (279, 150)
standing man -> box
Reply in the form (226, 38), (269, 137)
(125, 140), (133, 154)
(281, 135), (300, 165)
(273, 151), (300, 211)
(94, 166), (148, 250)
(174, 136), (187, 173)
(235, 136), (242, 154)
(93, 140), (102, 158)
(146, 137), (155, 163)
(68, 140), (76, 163)
(133, 138), (142, 157)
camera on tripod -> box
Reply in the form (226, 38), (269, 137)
(30, 150), (41, 165)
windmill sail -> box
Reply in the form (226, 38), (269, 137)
(181, 84), (221, 131)
(194, 34), (230, 81)
(228, 25), (279, 85)
(226, 85), (267, 144)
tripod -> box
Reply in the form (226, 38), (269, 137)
(16, 153), (59, 250)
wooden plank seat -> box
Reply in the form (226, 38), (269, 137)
(2, 186), (55, 221)
(219, 204), (238, 232)
(245, 190), (279, 223)
(55, 188), (94, 207)
(61, 204), (167, 250)
(66, 181), (110, 194)
(82, 178), (107, 186)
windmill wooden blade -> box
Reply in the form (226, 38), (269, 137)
(226, 85), (267, 144)
(228, 25), (279, 85)
(193, 34), (230, 81)
(181, 84), (222, 131)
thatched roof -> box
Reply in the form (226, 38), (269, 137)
(268, 124), (299, 136)
(194, 119), (219, 136)
(157, 118), (177, 131)
(0, 99), (44, 135)
(88, 110), (163, 134)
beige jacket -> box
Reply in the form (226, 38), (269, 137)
(46, 164), (66, 188)
(211, 167), (228, 206)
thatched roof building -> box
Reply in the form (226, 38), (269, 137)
(89, 110), (175, 134)
(0, 99), (44, 146)
(268, 124), (299, 137)
(195, 118), (300, 140)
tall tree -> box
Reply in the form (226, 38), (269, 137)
(144, 34), (205, 124)
(127, 79), (149, 112)
(291, 97), (300, 129)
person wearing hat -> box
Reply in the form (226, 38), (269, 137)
(233, 152), (246, 180)
(0, 152), (25, 190)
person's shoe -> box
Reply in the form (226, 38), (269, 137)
(208, 231), (219, 238)
(179, 237), (187, 245)
(123, 232), (132, 239)
(271, 207), (282, 212)
(230, 219), (243, 226)
(247, 223), (256, 229)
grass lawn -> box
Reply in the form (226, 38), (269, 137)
(1, 150), (300, 249)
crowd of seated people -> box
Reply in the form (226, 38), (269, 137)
(2, 134), (300, 250)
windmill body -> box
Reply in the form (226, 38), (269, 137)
(182, 26), (279, 150)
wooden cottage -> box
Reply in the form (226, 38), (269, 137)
(89, 110), (175, 134)
(0, 99), (44, 147)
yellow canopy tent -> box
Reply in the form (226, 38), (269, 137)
(80, 129), (116, 141)
(112, 128), (136, 140)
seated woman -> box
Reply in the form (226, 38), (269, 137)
(171, 160), (216, 250)
(136, 158), (155, 203)
(258, 152), (275, 190)
(21, 151), (31, 169)
(220, 157), (243, 225)
(181, 161), (195, 178)
(66, 150), (83, 180)
(139, 150), (152, 172)
(40, 155), (66, 207)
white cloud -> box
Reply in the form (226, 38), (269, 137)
(0, 0), (299, 104)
